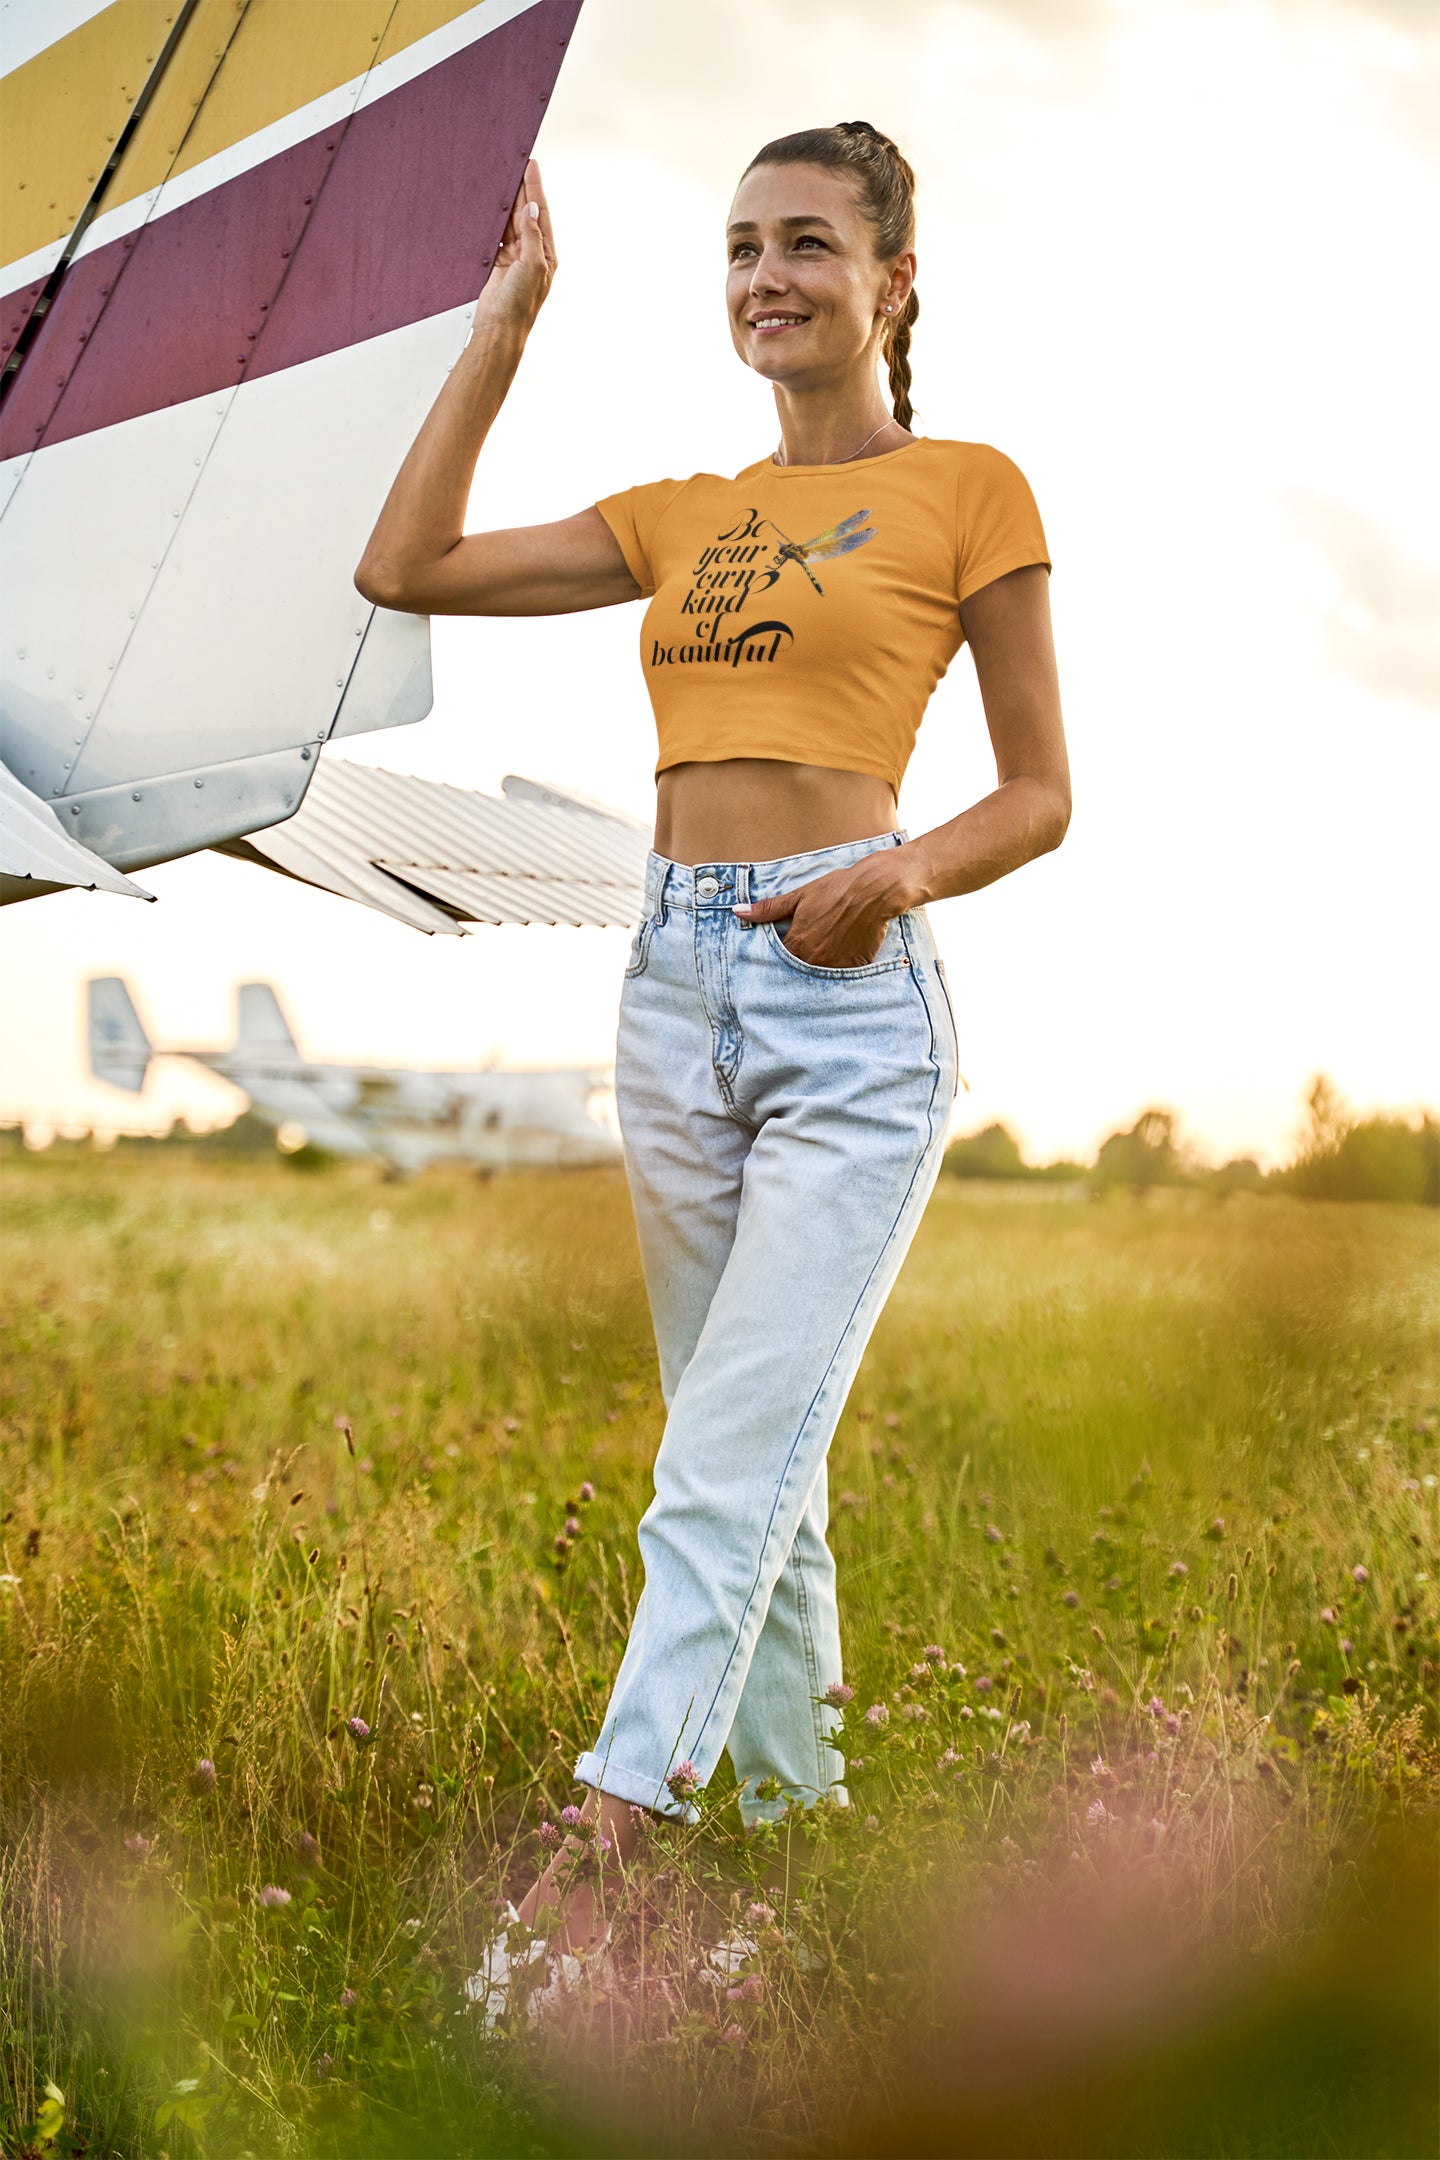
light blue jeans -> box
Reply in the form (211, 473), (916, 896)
(574, 833), (959, 1825)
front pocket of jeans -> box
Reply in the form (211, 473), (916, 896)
(761, 918), (911, 981)
(624, 914), (657, 978)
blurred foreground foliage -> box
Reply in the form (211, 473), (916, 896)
(0, 1153), (1436, 2158)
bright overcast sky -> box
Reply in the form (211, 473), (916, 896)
(2, 0), (1436, 1167)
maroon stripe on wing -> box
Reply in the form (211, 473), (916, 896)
(0, 0), (581, 459)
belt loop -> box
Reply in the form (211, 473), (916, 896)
(656, 859), (672, 925)
(736, 861), (751, 906)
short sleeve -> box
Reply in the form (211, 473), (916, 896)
(954, 446), (1051, 607)
(594, 477), (693, 598)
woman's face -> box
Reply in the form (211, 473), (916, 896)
(725, 162), (911, 391)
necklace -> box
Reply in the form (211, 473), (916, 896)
(773, 417), (898, 469)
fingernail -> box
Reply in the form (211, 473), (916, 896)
(527, 202), (540, 221)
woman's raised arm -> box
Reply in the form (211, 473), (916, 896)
(354, 161), (640, 618)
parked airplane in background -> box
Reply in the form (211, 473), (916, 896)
(0, 0), (648, 934)
(87, 977), (620, 1175)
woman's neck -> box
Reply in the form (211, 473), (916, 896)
(772, 382), (910, 469)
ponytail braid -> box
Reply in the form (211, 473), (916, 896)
(746, 119), (919, 429)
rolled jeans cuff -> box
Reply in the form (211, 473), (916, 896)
(573, 1749), (700, 1826)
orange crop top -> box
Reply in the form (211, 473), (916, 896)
(595, 438), (1049, 792)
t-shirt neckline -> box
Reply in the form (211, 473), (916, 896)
(737, 437), (931, 481)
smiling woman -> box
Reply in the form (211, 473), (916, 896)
(352, 121), (1069, 2018)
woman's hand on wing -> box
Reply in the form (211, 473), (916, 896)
(476, 158), (556, 334)
(734, 856), (921, 969)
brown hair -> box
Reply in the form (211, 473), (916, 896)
(744, 121), (919, 430)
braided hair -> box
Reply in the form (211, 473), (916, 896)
(744, 121), (919, 430)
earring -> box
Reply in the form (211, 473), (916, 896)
(884, 303), (893, 314)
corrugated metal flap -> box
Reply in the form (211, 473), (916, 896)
(230, 756), (650, 933)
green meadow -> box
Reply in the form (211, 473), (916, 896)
(1, 1151), (1436, 2159)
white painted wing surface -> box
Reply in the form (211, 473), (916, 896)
(223, 762), (651, 934)
(0, 758), (153, 901)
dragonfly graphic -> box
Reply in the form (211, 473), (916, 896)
(764, 507), (876, 596)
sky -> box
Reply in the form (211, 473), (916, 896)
(2, 0), (1436, 1166)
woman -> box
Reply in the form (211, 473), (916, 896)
(357, 122), (1069, 2003)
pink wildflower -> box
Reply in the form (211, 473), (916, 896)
(345, 1716), (370, 1742)
(259, 1884), (291, 1909)
(1168, 1560), (1188, 1578)
(975, 1675), (993, 1694)
(864, 1814), (880, 1831)
(1147, 1696), (1166, 1716)
(666, 1759), (701, 1802)
(1086, 1798), (1110, 1826)
(723, 2022), (746, 2046)
(1063, 1589), (1081, 1607)
(339, 1987), (358, 2009)
(726, 1973), (763, 2003)
(538, 1820), (563, 1850)
(578, 1481), (596, 1503)
(1340, 1637), (1353, 1653)
(1351, 1565), (1369, 1585)
(745, 1902), (776, 1925)
(1164, 1713), (1182, 1736)
(559, 1804), (583, 1827)
(864, 1703), (889, 1728)
(124, 1832), (152, 1859)
(1320, 1607), (1336, 1624)
(922, 1644), (945, 1664)
(938, 1748), (959, 1768)
(192, 1758), (217, 1794)
(823, 1682), (854, 1708)
(983, 1524), (1003, 1543)
(295, 1831), (320, 1865)
(564, 1516), (582, 1536)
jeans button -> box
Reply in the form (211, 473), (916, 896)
(696, 875), (719, 898)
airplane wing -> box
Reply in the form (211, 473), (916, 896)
(0, 0), (584, 890)
(0, 754), (154, 901)
(219, 762), (651, 933)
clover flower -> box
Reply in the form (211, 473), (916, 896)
(259, 1884), (291, 1909)
(726, 1973), (763, 2003)
(938, 1748), (960, 1768)
(1168, 1561), (1188, 1578)
(559, 1804), (583, 1827)
(745, 1902), (776, 1925)
(1062, 1589), (1081, 1607)
(983, 1525), (1003, 1544)
(192, 1758), (217, 1794)
(823, 1682), (854, 1708)
(345, 1716), (371, 1742)
(666, 1760), (701, 1802)
(723, 2022), (746, 2046)
(578, 1481), (596, 1503)
(124, 1832), (153, 1859)
(1086, 1799), (1110, 1826)
(864, 1703), (889, 1728)
(975, 1675), (993, 1694)
(339, 1987), (358, 2009)
(922, 1644), (945, 1664)
(1320, 1607), (1336, 1624)
(1351, 1565), (1369, 1585)
(1147, 1696), (1166, 1716)
(864, 1814), (880, 1831)
(538, 1820), (563, 1850)
(295, 1831), (320, 1865)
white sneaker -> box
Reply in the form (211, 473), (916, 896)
(525, 1926), (614, 2025)
(461, 1902), (547, 2028)
(701, 1926), (825, 1981)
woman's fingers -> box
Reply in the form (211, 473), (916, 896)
(522, 157), (557, 267)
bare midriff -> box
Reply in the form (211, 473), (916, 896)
(653, 758), (899, 868)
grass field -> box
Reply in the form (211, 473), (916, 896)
(1, 1151), (1436, 2159)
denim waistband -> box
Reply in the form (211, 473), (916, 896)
(642, 831), (907, 913)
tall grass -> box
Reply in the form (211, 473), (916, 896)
(1, 1154), (1435, 2158)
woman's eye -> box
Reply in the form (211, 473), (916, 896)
(729, 243), (756, 261)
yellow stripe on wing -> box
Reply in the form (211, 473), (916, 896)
(1, 0), (498, 273)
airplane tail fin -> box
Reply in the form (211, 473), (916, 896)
(236, 982), (299, 1057)
(88, 977), (151, 1092)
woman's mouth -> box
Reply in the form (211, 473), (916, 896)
(749, 314), (809, 335)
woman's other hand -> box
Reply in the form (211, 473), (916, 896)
(735, 854), (920, 969)
(476, 158), (556, 336)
